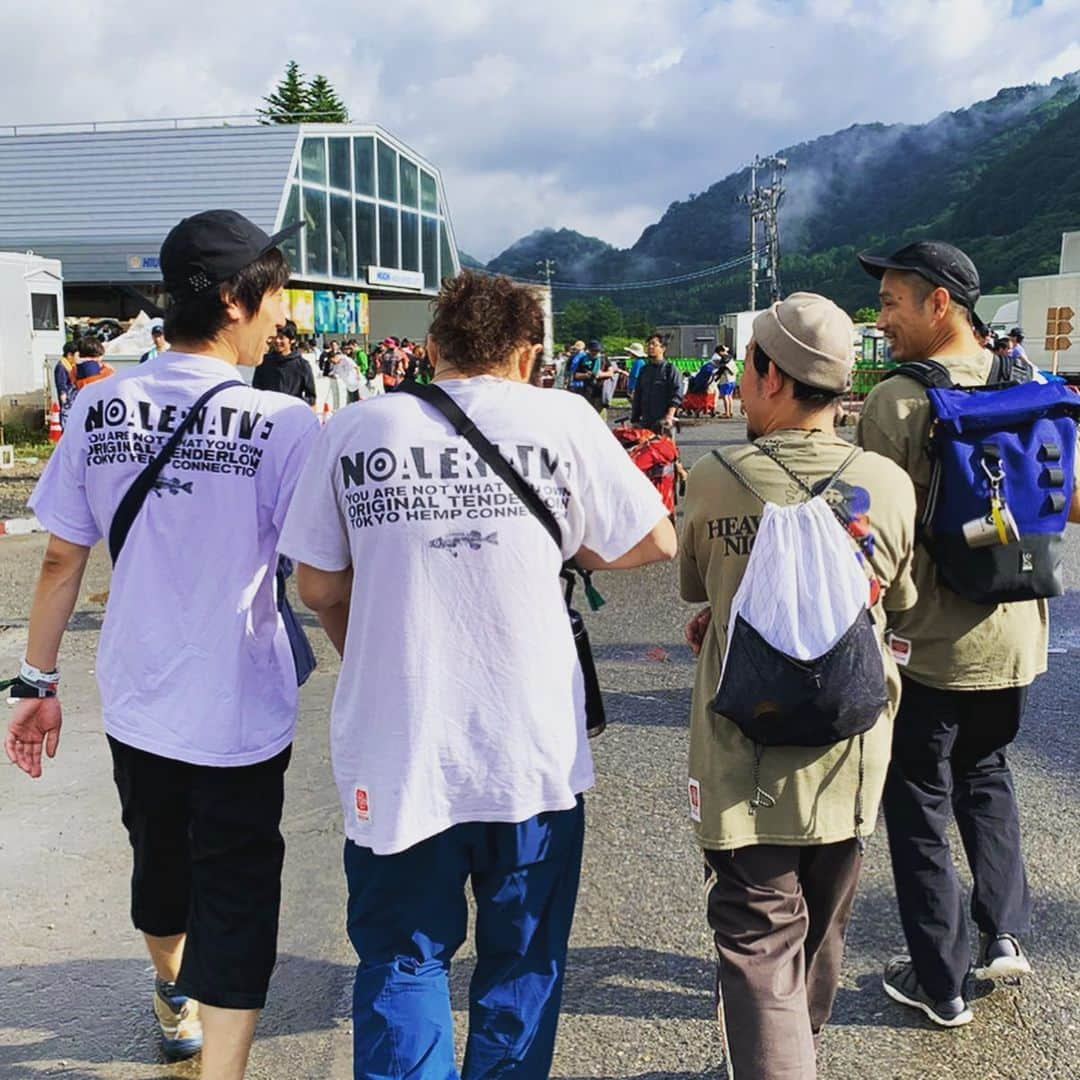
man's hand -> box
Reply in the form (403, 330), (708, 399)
(684, 606), (712, 657)
(5, 697), (63, 778)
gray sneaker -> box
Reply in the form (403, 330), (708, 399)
(973, 933), (1032, 980)
(882, 956), (973, 1027)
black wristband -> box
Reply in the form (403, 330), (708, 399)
(7, 677), (57, 699)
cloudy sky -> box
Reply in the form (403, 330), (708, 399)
(5, 0), (1079, 259)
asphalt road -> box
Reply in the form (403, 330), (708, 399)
(1, 415), (1078, 1079)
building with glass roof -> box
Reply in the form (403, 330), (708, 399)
(0, 118), (461, 330)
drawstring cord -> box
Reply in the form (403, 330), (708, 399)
(854, 733), (866, 855)
(748, 745), (776, 815)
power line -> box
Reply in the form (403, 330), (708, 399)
(481, 253), (753, 292)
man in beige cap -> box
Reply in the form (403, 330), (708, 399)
(680, 293), (918, 1078)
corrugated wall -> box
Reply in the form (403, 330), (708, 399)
(0, 125), (298, 281)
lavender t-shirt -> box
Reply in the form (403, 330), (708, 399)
(30, 352), (319, 766)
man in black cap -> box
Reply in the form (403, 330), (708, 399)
(254, 319), (317, 404)
(855, 240), (1041, 1028)
(6, 210), (317, 1077)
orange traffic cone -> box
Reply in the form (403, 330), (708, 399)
(321, 401), (331, 425)
(48, 401), (62, 443)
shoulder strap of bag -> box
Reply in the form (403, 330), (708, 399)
(397, 381), (604, 609)
(751, 440), (861, 502)
(712, 443), (865, 541)
(108, 379), (243, 564)
(397, 380), (563, 547)
(883, 359), (954, 390)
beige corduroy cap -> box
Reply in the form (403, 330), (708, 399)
(751, 292), (854, 392)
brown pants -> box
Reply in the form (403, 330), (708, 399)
(704, 840), (862, 1080)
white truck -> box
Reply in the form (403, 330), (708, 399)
(0, 252), (65, 415)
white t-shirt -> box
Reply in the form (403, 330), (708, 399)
(279, 377), (667, 854)
(329, 355), (361, 392)
(29, 352), (319, 766)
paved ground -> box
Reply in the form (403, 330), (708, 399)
(1, 415), (1078, 1079)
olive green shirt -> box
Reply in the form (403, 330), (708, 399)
(857, 351), (1048, 691)
(680, 429), (918, 850)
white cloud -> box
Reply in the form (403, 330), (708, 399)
(0, 0), (1077, 259)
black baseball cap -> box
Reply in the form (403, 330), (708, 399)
(586, 339), (602, 351)
(161, 209), (303, 302)
(857, 241), (980, 310)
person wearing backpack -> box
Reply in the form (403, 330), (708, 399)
(856, 241), (1080, 1028)
(681, 293), (918, 1079)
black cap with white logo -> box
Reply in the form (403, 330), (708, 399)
(857, 240), (980, 311)
(160, 209), (303, 302)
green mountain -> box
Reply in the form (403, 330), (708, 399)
(458, 250), (486, 270)
(485, 227), (615, 279)
(484, 74), (1080, 323)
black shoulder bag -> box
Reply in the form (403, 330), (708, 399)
(108, 379), (316, 687)
(397, 381), (607, 737)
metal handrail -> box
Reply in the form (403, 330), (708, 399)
(0, 112), (353, 137)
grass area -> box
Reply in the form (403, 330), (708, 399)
(0, 424), (54, 460)
(12, 441), (54, 461)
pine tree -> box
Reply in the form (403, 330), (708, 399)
(305, 75), (350, 123)
(258, 61), (309, 124)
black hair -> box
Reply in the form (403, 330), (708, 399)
(164, 249), (290, 346)
(62, 340), (78, 356)
(78, 336), (105, 358)
(752, 343), (842, 404)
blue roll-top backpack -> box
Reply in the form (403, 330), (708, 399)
(887, 356), (1080, 603)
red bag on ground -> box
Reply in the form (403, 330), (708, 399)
(682, 390), (716, 416)
(613, 426), (679, 513)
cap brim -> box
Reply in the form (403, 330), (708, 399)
(260, 218), (305, 256)
(856, 252), (904, 280)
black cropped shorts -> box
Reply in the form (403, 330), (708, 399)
(108, 736), (291, 1009)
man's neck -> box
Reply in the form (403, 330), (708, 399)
(756, 406), (835, 438)
(922, 322), (979, 361)
(169, 339), (242, 366)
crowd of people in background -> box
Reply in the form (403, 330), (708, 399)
(53, 324), (440, 431)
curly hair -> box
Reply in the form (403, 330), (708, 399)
(429, 271), (544, 374)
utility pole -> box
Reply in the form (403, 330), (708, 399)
(537, 259), (556, 287)
(738, 155), (787, 310)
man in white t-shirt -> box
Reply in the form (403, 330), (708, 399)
(279, 270), (677, 1079)
(5, 210), (318, 1077)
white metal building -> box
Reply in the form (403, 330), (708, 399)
(0, 118), (461, 317)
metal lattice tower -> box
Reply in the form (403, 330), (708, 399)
(738, 154), (787, 310)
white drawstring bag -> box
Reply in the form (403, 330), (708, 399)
(710, 447), (887, 749)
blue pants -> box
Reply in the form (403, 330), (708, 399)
(344, 797), (585, 1079)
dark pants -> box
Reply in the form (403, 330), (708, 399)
(108, 737), (291, 1010)
(344, 797), (585, 1079)
(883, 675), (1031, 1001)
(704, 840), (862, 1080)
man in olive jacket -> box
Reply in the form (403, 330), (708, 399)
(681, 294), (917, 1078)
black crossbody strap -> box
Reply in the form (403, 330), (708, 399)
(397, 380), (564, 550)
(108, 379), (243, 564)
